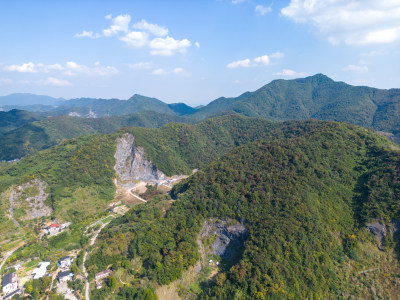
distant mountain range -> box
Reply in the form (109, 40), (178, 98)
(1, 74), (399, 160)
(0, 93), (196, 117)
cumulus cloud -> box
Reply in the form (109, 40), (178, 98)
(75, 14), (192, 56)
(149, 36), (191, 56)
(120, 31), (149, 48)
(151, 67), (190, 76)
(4, 62), (40, 73)
(129, 62), (154, 70)
(227, 59), (251, 68)
(74, 30), (101, 39)
(133, 19), (168, 36)
(227, 53), (283, 68)
(43, 77), (71, 86)
(64, 61), (118, 76)
(103, 14), (131, 37)
(281, 0), (400, 45)
(255, 4), (272, 15)
(343, 64), (369, 73)
(274, 69), (307, 77)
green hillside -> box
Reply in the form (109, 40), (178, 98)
(88, 121), (400, 299)
(0, 109), (43, 135)
(59, 94), (180, 117)
(191, 74), (400, 134)
(0, 111), (193, 161)
(0, 115), (276, 224)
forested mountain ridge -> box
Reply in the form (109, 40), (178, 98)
(0, 111), (194, 161)
(0, 109), (44, 135)
(86, 120), (400, 299)
(190, 74), (400, 134)
(0, 115), (277, 223)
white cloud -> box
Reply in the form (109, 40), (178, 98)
(43, 77), (71, 86)
(255, 4), (272, 16)
(64, 61), (118, 76)
(227, 58), (251, 68)
(149, 36), (191, 56)
(76, 14), (192, 56)
(129, 62), (154, 70)
(274, 69), (307, 77)
(254, 55), (270, 66)
(343, 64), (369, 73)
(281, 0), (400, 45)
(103, 14), (131, 37)
(0, 78), (12, 84)
(232, 0), (245, 3)
(133, 19), (168, 36)
(4, 62), (40, 73)
(74, 30), (101, 39)
(4, 62), (116, 76)
(227, 52), (283, 68)
(151, 67), (190, 76)
(270, 52), (285, 58)
(195, 41), (200, 48)
(120, 31), (149, 48)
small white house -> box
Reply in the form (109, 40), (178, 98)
(57, 271), (73, 283)
(57, 256), (72, 268)
(2, 273), (18, 295)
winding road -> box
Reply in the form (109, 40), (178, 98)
(129, 189), (147, 203)
(83, 221), (111, 300)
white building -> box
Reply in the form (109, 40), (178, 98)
(57, 256), (72, 268)
(57, 271), (73, 283)
(2, 273), (18, 295)
(32, 261), (51, 279)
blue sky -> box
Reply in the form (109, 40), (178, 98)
(1, 0), (400, 105)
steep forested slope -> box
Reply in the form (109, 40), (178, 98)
(0, 115), (276, 222)
(89, 121), (400, 299)
(0, 111), (193, 161)
(191, 74), (400, 134)
(0, 109), (43, 135)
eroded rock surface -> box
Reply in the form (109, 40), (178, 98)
(114, 133), (166, 189)
(200, 219), (248, 261)
(9, 179), (52, 222)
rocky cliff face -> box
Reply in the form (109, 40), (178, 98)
(200, 219), (248, 261)
(114, 133), (166, 188)
(10, 179), (52, 223)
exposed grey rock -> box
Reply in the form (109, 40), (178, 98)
(9, 179), (52, 222)
(200, 219), (248, 261)
(114, 133), (166, 188)
(367, 222), (386, 250)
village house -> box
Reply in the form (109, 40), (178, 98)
(57, 271), (73, 283)
(95, 269), (112, 281)
(57, 256), (72, 268)
(32, 261), (51, 279)
(2, 272), (18, 295)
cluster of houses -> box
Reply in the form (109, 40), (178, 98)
(57, 256), (73, 283)
(1, 255), (75, 299)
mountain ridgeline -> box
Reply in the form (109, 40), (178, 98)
(191, 74), (400, 134)
(1, 74), (400, 161)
